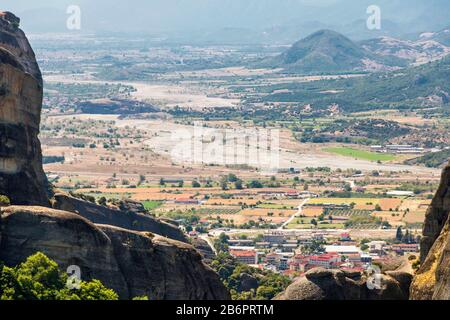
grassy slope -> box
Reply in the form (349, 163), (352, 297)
(405, 149), (450, 168)
(260, 55), (450, 112)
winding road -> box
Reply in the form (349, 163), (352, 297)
(278, 198), (310, 230)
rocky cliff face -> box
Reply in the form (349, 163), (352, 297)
(0, 206), (230, 300)
(410, 163), (450, 300)
(53, 193), (187, 243)
(275, 268), (411, 300)
(0, 12), (49, 206)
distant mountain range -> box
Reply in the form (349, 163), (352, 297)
(360, 35), (450, 66)
(420, 28), (450, 47)
(258, 30), (405, 73)
(4, 0), (450, 43)
(259, 41), (450, 112)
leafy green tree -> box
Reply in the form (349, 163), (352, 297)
(98, 197), (107, 206)
(0, 195), (10, 206)
(255, 286), (274, 300)
(220, 176), (229, 190)
(0, 252), (119, 301)
(301, 239), (325, 255)
(209, 253), (290, 301)
(214, 233), (230, 252)
(227, 174), (238, 183)
(248, 180), (263, 189)
(254, 234), (264, 242)
(76, 280), (118, 300)
(396, 227), (403, 242)
(138, 175), (146, 186)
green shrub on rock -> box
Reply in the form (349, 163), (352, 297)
(0, 252), (118, 300)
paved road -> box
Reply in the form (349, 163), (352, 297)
(278, 198), (310, 230)
(200, 234), (218, 255)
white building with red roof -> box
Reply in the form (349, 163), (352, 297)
(230, 249), (258, 265)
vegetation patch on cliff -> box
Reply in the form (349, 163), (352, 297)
(0, 252), (119, 300)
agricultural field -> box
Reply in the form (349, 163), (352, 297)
(347, 224), (383, 230)
(239, 208), (296, 218)
(323, 147), (397, 162)
(286, 196), (426, 230)
(203, 198), (260, 206)
(193, 208), (241, 215)
(308, 198), (382, 206)
(256, 203), (298, 210)
(72, 176), (433, 231)
(372, 211), (404, 225)
(324, 209), (372, 217)
(285, 217), (345, 230)
(301, 207), (324, 217)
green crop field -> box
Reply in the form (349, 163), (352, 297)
(325, 209), (373, 217)
(308, 198), (381, 205)
(323, 147), (396, 162)
(194, 208), (241, 215)
(257, 204), (296, 210)
(317, 223), (345, 229)
(286, 217), (345, 230)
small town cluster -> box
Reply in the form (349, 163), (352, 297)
(226, 231), (419, 275)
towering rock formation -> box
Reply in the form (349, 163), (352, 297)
(0, 12), (49, 206)
(410, 163), (450, 300)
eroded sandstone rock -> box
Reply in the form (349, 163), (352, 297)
(418, 164), (450, 262)
(410, 163), (450, 300)
(274, 267), (411, 300)
(0, 206), (230, 300)
(0, 12), (49, 206)
(53, 193), (187, 242)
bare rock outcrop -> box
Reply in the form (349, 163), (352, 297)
(274, 268), (411, 300)
(190, 237), (216, 261)
(419, 164), (450, 262)
(52, 193), (187, 242)
(0, 12), (49, 206)
(0, 206), (230, 300)
(410, 163), (450, 300)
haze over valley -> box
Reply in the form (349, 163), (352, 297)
(1, 1), (450, 302)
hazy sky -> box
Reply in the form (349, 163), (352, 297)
(2, 0), (449, 41)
